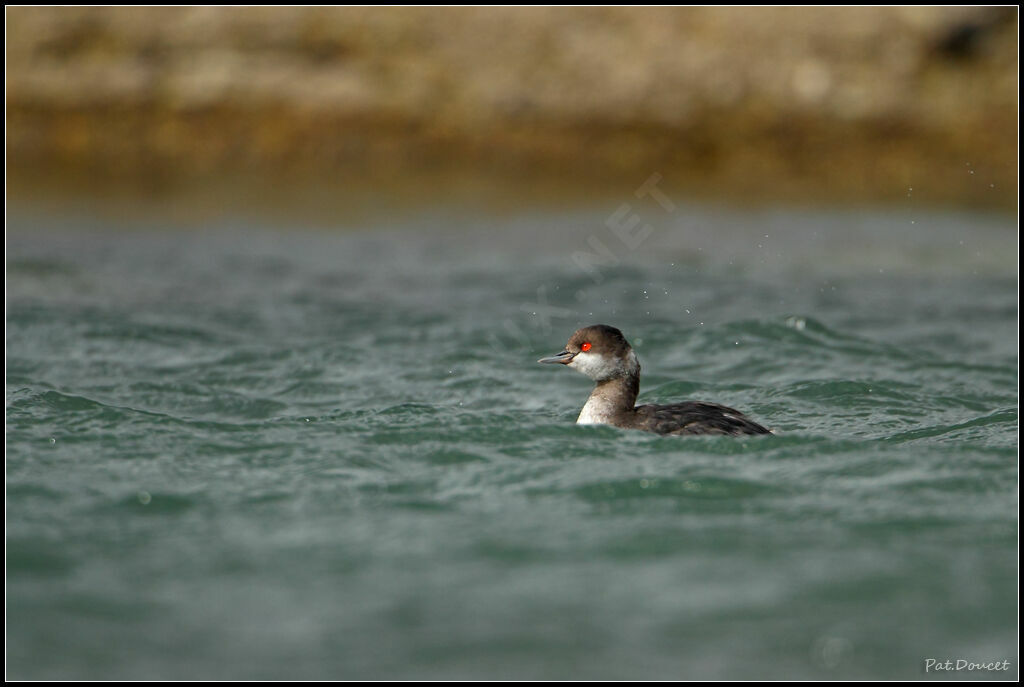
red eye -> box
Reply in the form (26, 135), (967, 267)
(580, 342), (592, 352)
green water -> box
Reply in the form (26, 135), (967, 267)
(6, 205), (1018, 679)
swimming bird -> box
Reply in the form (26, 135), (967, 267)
(538, 324), (771, 435)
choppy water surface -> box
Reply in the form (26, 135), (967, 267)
(6, 204), (1018, 679)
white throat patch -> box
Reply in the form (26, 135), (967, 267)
(567, 349), (639, 381)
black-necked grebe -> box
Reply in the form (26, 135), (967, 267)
(538, 324), (772, 436)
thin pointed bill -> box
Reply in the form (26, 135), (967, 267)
(537, 350), (575, 365)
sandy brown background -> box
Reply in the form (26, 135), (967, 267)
(6, 7), (1018, 214)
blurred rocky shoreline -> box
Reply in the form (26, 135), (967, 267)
(6, 7), (1018, 213)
